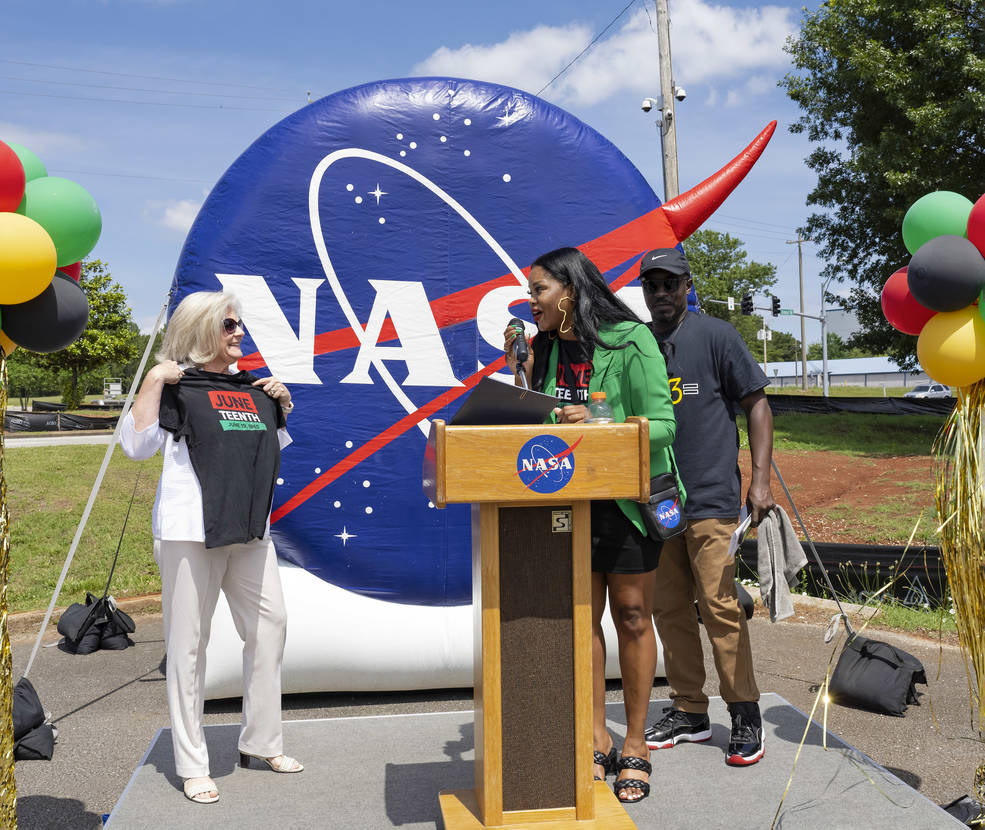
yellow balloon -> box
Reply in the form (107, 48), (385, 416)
(0, 330), (15, 356)
(0, 212), (56, 305)
(917, 307), (985, 387)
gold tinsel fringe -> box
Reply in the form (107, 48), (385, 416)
(934, 379), (985, 804)
(0, 354), (16, 827)
(935, 380), (985, 729)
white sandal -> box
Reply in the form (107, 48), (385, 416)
(239, 752), (304, 773)
(183, 776), (219, 804)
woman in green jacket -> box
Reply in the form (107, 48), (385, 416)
(504, 246), (677, 804)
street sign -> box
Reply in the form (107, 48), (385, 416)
(780, 309), (794, 315)
(727, 296), (735, 311)
(756, 329), (773, 341)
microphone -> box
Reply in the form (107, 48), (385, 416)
(508, 318), (529, 365)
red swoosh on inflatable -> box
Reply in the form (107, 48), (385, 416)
(269, 121), (776, 522)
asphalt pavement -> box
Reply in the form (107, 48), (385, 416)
(9, 599), (981, 829)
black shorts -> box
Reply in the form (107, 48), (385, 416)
(591, 500), (662, 574)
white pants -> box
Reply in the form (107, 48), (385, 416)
(155, 538), (288, 779)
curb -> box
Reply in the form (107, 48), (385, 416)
(6, 594), (162, 639)
(792, 594), (881, 618)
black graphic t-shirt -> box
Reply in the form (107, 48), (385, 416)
(650, 312), (768, 518)
(159, 369), (286, 548)
(554, 338), (593, 406)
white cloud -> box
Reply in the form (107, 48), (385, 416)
(414, 23), (591, 96)
(0, 122), (83, 156)
(414, 1), (797, 108)
(158, 198), (201, 233)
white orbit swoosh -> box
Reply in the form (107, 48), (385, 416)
(309, 149), (527, 436)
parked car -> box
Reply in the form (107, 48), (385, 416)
(904, 383), (951, 399)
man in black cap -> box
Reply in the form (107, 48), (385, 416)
(640, 246), (775, 766)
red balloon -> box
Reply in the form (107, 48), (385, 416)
(60, 261), (81, 281)
(881, 266), (936, 335)
(0, 140), (26, 213)
(969, 193), (985, 259)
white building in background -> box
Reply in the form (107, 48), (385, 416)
(763, 356), (930, 390)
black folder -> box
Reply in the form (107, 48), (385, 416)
(449, 376), (558, 426)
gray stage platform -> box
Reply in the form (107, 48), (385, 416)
(105, 693), (961, 829)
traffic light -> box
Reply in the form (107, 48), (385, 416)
(740, 293), (753, 315)
(771, 295), (781, 317)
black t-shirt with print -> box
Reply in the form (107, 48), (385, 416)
(159, 369), (285, 548)
(554, 338), (593, 406)
(650, 312), (768, 519)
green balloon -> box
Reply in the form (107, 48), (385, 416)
(16, 177), (101, 267)
(902, 191), (974, 255)
(4, 142), (47, 183)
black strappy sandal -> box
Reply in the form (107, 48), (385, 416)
(613, 754), (651, 803)
(593, 744), (617, 780)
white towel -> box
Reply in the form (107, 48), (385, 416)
(756, 505), (808, 622)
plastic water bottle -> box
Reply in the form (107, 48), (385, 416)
(586, 391), (614, 423)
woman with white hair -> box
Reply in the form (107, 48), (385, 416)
(120, 290), (302, 805)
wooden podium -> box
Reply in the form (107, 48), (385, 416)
(423, 417), (651, 830)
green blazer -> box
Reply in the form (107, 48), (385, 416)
(537, 320), (680, 536)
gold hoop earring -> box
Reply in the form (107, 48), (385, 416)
(558, 296), (574, 335)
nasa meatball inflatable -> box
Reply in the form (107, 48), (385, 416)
(173, 77), (774, 694)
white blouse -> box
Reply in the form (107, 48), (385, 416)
(118, 410), (292, 543)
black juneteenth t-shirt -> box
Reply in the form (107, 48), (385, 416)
(159, 369), (285, 548)
(554, 338), (593, 405)
(650, 312), (768, 519)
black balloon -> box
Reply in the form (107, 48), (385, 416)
(907, 235), (985, 312)
(1, 271), (89, 352)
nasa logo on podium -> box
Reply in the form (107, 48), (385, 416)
(515, 433), (581, 494)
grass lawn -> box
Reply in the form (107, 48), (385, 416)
(739, 412), (945, 456)
(0, 410), (951, 619)
(766, 384), (917, 397)
(3, 444), (162, 612)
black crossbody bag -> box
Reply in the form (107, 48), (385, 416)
(640, 451), (687, 541)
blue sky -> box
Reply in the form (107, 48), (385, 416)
(3, 0), (830, 343)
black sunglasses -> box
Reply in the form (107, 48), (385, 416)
(222, 317), (244, 335)
(641, 276), (686, 294)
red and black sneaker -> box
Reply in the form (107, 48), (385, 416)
(726, 702), (765, 766)
(645, 706), (712, 750)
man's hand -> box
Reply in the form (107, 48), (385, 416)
(745, 483), (774, 527)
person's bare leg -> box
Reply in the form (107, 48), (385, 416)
(608, 572), (656, 802)
(591, 571), (614, 779)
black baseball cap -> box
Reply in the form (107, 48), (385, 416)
(639, 247), (690, 279)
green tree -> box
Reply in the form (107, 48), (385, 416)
(5, 350), (61, 408)
(806, 332), (877, 360)
(30, 260), (136, 407)
(684, 229), (799, 358)
(100, 326), (164, 394)
(686, 229), (778, 321)
(781, 0), (985, 367)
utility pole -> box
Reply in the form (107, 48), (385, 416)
(655, 0), (679, 199)
(762, 317), (768, 373)
(820, 277), (832, 397)
(786, 233), (808, 390)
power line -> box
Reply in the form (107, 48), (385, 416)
(536, 0), (638, 96)
(0, 74), (294, 103)
(0, 58), (295, 94)
(0, 89), (293, 113)
(51, 167), (214, 185)
(703, 223), (794, 243)
(713, 212), (806, 232)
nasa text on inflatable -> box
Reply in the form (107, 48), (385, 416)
(172, 77), (775, 606)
